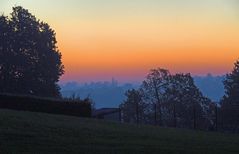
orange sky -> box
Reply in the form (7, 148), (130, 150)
(58, 15), (239, 82)
(1, 0), (239, 82)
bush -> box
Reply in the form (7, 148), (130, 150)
(0, 93), (91, 117)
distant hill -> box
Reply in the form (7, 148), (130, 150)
(60, 75), (225, 108)
(194, 74), (225, 102)
(60, 79), (138, 108)
(1, 109), (239, 154)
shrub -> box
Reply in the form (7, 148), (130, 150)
(0, 93), (91, 117)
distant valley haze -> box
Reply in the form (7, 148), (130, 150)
(60, 74), (225, 108)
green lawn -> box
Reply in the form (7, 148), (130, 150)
(0, 109), (239, 154)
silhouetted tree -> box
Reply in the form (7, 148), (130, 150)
(222, 60), (239, 105)
(221, 60), (239, 132)
(164, 73), (213, 129)
(0, 15), (16, 93)
(0, 6), (64, 97)
(140, 68), (170, 125)
(120, 89), (148, 124)
(139, 68), (213, 129)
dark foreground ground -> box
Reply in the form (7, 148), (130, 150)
(0, 109), (239, 154)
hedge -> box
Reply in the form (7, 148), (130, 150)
(0, 93), (91, 117)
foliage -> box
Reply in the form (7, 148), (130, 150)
(0, 6), (64, 97)
(164, 73), (214, 129)
(0, 94), (91, 117)
(222, 60), (239, 105)
(221, 60), (239, 132)
(140, 68), (170, 125)
(120, 89), (148, 124)
(121, 68), (214, 129)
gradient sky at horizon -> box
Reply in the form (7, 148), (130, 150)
(1, 0), (239, 83)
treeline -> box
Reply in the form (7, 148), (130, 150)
(120, 61), (239, 132)
(0, 94), (92, 117)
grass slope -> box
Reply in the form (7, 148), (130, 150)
(0, 109), (239, 154)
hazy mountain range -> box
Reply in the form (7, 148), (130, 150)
(60, 75), (225, 108)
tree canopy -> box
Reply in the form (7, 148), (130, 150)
(0, 6), (64, 97)
(222, 60), (239, 105)
(121, 68), (213, 129)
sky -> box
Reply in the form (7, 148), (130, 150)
(1, 0), (239, 83)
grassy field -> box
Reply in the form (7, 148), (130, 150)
(0, 109), (239, 154)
